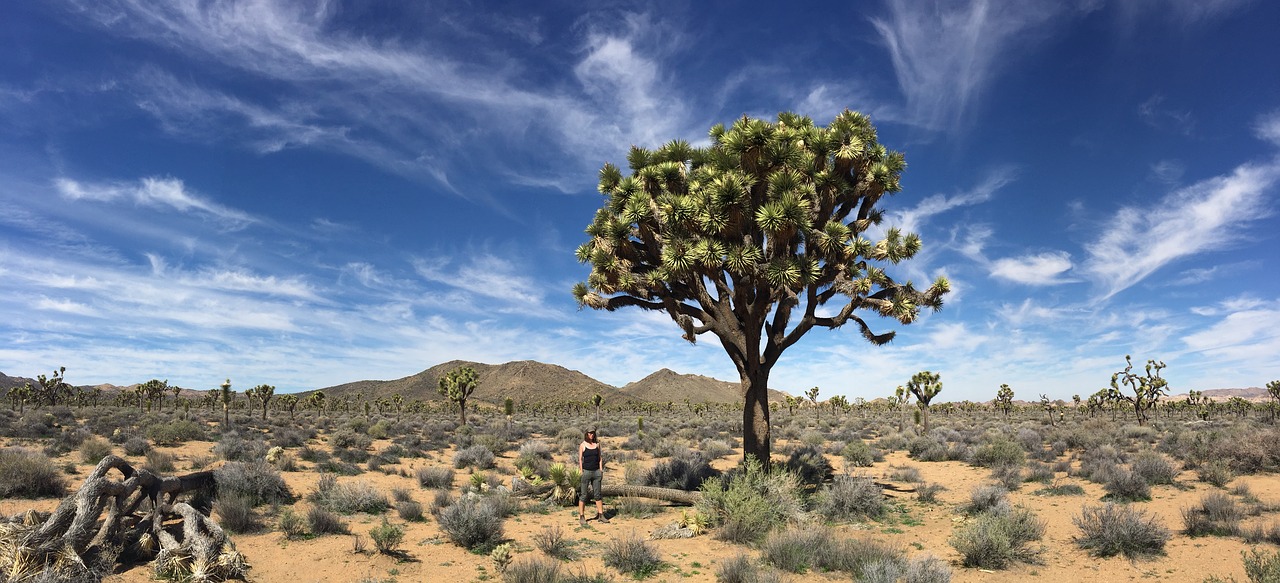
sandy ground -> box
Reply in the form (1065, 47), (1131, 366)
(3, 431), (1278, 583)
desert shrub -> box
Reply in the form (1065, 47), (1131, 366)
(438, 494), (505, 551)
(1200, 461), (1235, 488)
(1073, 503), (1169, 559)
(454, 444), (496, 470)
(367, 421), (391, 440)
(888, 465), (922, 482)
(369, 518), (405, 554)
(971, 438), (1025, 468)
(950, 506), (1044, 569)
(784, 444), (833, 486)
(717, 553), (783, 583)
(43, 424), (89, 454)
(1103, 469), (1151, 502)
(1025, 462), (1054, 484)
(430, 489), (454, 516)
(213, 492), (257, 533)
(215, 460), (292, 506)
(814, 474), (885, 521)
(1034, 483), (1085, 496)
(79, 437), (113, 464)
(991, 464), (1023, 491)
(877, 433), (910, 452)
(1182, 492), (1243, 537)
(964, 484), (1010, 515)
(269, 428), (310, 448)
(762, 526), (824, 572)
(1016, 428), (1042, 453)
(841, 440), (876, 467)
(334, 446), (371, 464)
(309, 475), (388, 514)
(397, 499), (424, 522)
(278, 507), (307, 540)
(697, 457), (804, 543)
(0, 447), (66, 498)
(642, 452), (719, 491)
(1079, 445), (1125, 483)
(533, 524), (574, 560)
(616, 495), (660, 518)
(817, 537), (905, 578)
(147, 419), (205, 445)
(903, 554), (953, 583)
(515, 441), (553, 476)
(602, 531), (662, 577)
(504, 556), (562, 583)
(213, 432), (268, 462)
(907, 436), (948, 462)
(143, 449), (176, 473)
(330, 429), (372, 451)
(122, 437), (152, 457)
(1238, 548), (1280, 583)
(1130, 451), (1177, 485)
(700, 438), (735, 460)
(305, 505), (348, 535)
(915, 482), (946, 504)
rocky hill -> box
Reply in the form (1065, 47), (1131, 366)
(1169, 387), (1271, 403)
(619, 368), (788, 403)
(303, 360), (632, 405)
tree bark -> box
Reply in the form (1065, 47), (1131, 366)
(741, 367), (772, 466)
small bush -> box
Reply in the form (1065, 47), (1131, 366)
(904, 554), (953, 583)
(305, 505), (348, 535)
(214, 492), (257, 533)
(991, 465), (1023, 491)
(841, 440), (876, 467)
(1073, 503), (1169, 559)
(278, 507), (307, 539)
(147, 419), (205, 445)
(533, 524), (574, 560)
(79, 437), (113, 464)
(504, 557), (561, 583)
(697, 457), (804, 543)
(143, 449), (177, 473)
(122, 437), (152, 457)
(454, 444), (496, 470)
(215, 461), (293, 506)
(1182, 492), (1242, 537)
(814, 474), (885, 521)
(642, 453), (720, 491)
(1034, 483), (1085, 496)
(438, 494), (505, 551)
(1200, 461), (1235, 488)
(309, 475), (388, 514)
(1103, 469), (1151, 502)
(602, 531), (662, 577)
(762, 527), (823, 573)
(213, 433), (268, 462)
(971, 438), (1025, 468)
(950, 506), (1044, 569)
(965, 484), (1010, 515)
(717, 553), (779, 583)
(915, 482), (946, 504)
(397, 499), (424, 522)
(784, 444), (833, 486)
(1130, 451), (1177, 485)
(0, 448), (66, 498)
(416, 466), (455, 489)
(369, 518), (405, 554)
(1242, 548), (1280, 583)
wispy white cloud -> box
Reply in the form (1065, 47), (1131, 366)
(871, 0), (1070, 130)
(1115, 0), (1256, 27)
(55, 176), (255, 227)
(1256, 109), (1280, 146)
(1138, 94), (1195, 135)
(1081, 160), (1279, 299)
(890, 168), (1015, 234)
(989, 251), (1075, 285)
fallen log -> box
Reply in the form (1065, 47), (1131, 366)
(0, 455), (246, 583)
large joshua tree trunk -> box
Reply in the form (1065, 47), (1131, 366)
(0, 455), (247, 582)
(741, 367), (771, 466)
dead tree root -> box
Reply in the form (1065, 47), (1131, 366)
(0, 455), (247, 582)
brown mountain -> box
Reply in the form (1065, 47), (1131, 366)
(1168, 387), (1271, 403)
(304, 360), (631, 405)
(619, 368), (789, 403)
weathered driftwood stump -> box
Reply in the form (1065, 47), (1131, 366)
(0, 455), (247, 582)
(511, 478), (704, 505)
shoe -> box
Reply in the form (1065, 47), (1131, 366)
(579, 515), (587, 527)
(598, 515), (610, 524)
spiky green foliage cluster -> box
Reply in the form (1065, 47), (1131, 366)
(574, 111), (948, 347)
(1108, 355), (1169, 426)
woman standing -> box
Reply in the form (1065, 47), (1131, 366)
(578, 428), (608, 526)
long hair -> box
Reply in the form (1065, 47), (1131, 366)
(583, 429), (598, 444)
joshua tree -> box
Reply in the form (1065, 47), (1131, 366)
(891, 385), (913, 433)
(573, 111), (948, 464)
(1108, 355), (1168, 426)
(8, 382), (32, 413)
(438, 365), (479, 426)
(504, 396), (515, 431)
(34, 366), (72, 408)
(1267, 380), (1280, 423)
(248, 384), (274, 421)
(1039, 394), (1055, 427)
(306, 391), (326, 418)
(277, 394), (299, 421)
(906, 371), (942, 434)
(592, 393), (604, 426)
(805, 386), (821, 423)
(995, 384), (1014, 419)
(139, 379), (169, 412)
(218, 378), (234, 425)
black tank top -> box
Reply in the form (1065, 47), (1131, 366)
(581, 445), (601, 470)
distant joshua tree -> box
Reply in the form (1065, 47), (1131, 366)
(219, 379), (235, 425)
(438, 366), (479, 426)
(1267, 380), (1280, 423)
(35, 366), (72, 408)
(805, 386), (821, 423)
(278, 394), (299, 421)
(250, 384), (275, 421)
(906, 371), (942, 434)
(995, 384), (1014, 420)
(1108, 355), (1168, 426)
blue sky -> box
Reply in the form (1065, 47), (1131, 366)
(2, 0), (1278, 402)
